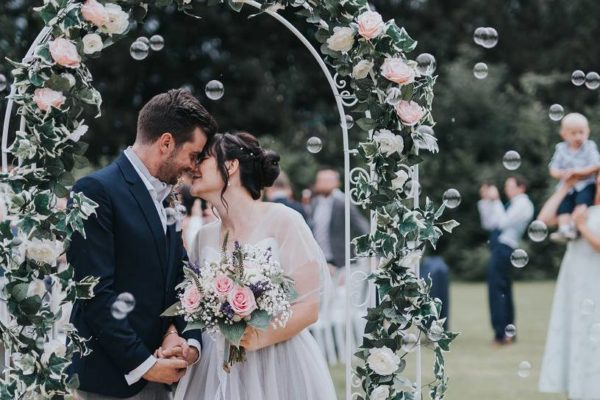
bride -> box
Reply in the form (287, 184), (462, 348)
(173, 131), (337, 400)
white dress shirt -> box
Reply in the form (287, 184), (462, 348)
(478, 193), (534, 249)
(312, 192), (335, 262)
(123, 148), (200, 385)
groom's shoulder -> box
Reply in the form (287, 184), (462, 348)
(73, 160), (121, 194)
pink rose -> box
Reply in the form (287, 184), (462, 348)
(49, 38), (81, 69)
(394, 100), (425, 126)
(228, 286), (257, 318)
(33, 88), (66, 112)
(381, 57), (415, 85)
(81, 0), (108, 28)
(356, 11), (385, 40)
(182, 284), (202, 313)
(214, 274), (234, 296)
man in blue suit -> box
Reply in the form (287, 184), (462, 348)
(67, 89), (218, 399)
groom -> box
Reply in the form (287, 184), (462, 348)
(67, 89), (218, 399)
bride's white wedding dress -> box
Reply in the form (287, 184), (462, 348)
(174, 203), (337, 400)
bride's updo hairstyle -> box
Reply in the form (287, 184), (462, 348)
(208, 131), (281, 200)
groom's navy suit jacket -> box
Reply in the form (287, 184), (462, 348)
(67, 153), (202, 398)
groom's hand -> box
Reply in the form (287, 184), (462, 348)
(156, 332), (199, 365)
(142, 358), (187, 384)
(157, 342), (199, 365)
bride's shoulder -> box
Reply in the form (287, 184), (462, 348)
(264, 202), (305, 224)
(192, 219), (220, 246)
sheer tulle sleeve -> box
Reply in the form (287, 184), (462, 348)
(274, 206), (332, 304)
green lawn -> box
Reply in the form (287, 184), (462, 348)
(329, 281), (565, 400)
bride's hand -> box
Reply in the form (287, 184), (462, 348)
(240, 326), (262, 351)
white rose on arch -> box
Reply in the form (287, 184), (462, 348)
(352, 59), (374, 80)
(356, 11), (385, 40)
(367, 346), (401, 376)
(370, 385), (391, 400)
(101, 3), (130, 35)
(391, 169), (410, 190)
(326, 26), (355, 53)
(373, 129), (404, 156)
(83, 33), (103, 54)
(26, 238), (60, 266)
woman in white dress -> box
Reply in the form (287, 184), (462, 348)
(538, 174), (600, 399)
(174, 131), (337, 400)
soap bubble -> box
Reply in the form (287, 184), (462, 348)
(502, 150), (521, 170)
(572, 70), (585, 86)
(510, 249), (529, 268)
(306, 137), (323, 154)
(528, 220), (548, 242)
(205, 80), (224, 100)
(149, 35), (165, 51)
(473, 62), (488, 79)
(416, 53), (437, 76)
(549, 104), (564, 121)
(130, 40), (149, 61)
(443, 188), (461, 209)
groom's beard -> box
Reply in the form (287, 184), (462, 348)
(157, 151), (183, 185)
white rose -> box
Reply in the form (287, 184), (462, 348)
(367, 346), (400, 376)
(101, 3), (129, 35)
(41, 339), (67, 364)
(26, 238), (59, 266)
(326, 26), (355, 53)
(371, 385), (391, 400)
(391, 170), (409, 190)
(69, 123), (89, 142)
(27, 279), (46, 299)
(352, 59), (374, 80)
(373, 129), (404, 156)
(82, 33), (103, 54)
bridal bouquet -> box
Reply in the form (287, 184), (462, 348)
(163, 237), (297, 372)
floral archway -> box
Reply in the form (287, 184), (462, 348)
(0, 0), (457, 398)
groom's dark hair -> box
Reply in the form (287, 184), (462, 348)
(136, 89), (218, 146)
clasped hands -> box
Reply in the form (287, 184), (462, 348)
(142, 326), (199, 385)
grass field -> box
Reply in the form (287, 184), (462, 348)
(329, 281), (565, 400)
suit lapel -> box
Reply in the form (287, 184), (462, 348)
(116, 154), (168, 279)
(165, 224), (178, 288)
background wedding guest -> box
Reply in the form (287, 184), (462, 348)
(264, 170), (307, 221)
(309, 168), (369, 270)
(548, 113), (600, 242)
(478, 176), (534, 346)
(537, 174), (600, 398)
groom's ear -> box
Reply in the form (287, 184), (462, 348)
(158, 132), (175, 154)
